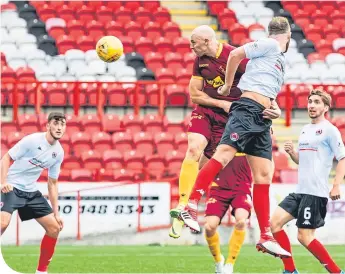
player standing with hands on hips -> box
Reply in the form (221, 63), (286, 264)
(271, 90), (345, 274)
(1, 112), (66, 274)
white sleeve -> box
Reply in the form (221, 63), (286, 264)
(328, 126), (345, 161)
(243, 39), (278, 59)
(8, 135), (32, 160)
(48, 152), (64, 179)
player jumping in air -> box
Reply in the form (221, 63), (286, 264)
(203, 152), (252, 274)
(180, 17), (292, 258)
(1, 112), (66, 274)
(168, 25), (280, 239)
(270, 90), (345, 274)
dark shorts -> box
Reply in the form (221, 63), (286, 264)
(205, 187), (252, 221)
(219, 97), (273, 160)
(1, 187), (53, 221)
(188, 105), (228, 158)
(279, 193), (328, 229)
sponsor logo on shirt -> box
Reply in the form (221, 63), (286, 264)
(206, 76), (225, 88)
(29, 158), (48, 169)
(199, 64), (209, 67)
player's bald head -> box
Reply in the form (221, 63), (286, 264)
(191, 25), (216, 42)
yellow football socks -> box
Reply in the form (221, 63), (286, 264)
(205, 231), (222, 263)
(178, 159), (199, 205)
(226, 228), (246, 264)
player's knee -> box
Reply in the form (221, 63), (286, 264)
(253, 170), (271, 184)
(204, 221), (218, 235)
(45, 222), (60, 238)
(297, 231), (312, 247)
(185, 145), (202, 161)
(235, 219), (246, 230)
(270, 217), (282, 233)
(214, 145), (233, 166)
(0, 213), (11, 232)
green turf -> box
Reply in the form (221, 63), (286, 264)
(1, 245), (344, 273)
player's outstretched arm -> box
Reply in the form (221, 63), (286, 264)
(219, 47), (246, 95)
(284, 141), (299, 164)
(330, 158), (345, 200)
(0, 153), (13, 193)
(189, 77), (232, 113)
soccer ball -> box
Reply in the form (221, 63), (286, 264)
(96, 36), (124, 63)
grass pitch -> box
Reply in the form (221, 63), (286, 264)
(2, 245), (345, 273)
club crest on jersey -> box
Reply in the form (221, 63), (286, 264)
(52, 152), (57, 158)
(230, 132), (239, 141)
(0, 202), (3, 208)
(316, 129), (322, 135)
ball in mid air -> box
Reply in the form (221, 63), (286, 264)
(96, 36), (124, 63)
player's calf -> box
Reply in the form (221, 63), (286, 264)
(0, 212), (12, 235)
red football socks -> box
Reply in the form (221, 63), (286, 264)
(307, 239), (341, 273)
(273, 230), (296, 272)
(253, 184), (270, 235)
(37, 234), (57, 272)
(189, 158), (223, 201)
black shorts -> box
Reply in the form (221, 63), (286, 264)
(279, 193), (328, 229)
(1, 188), (53, 221)
(219, 97), (272, 160)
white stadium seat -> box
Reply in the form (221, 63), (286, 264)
(45, 18), (66, 31)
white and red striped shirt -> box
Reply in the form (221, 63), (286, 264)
(296, 120), (345, 198)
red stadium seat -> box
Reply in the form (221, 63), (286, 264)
(114, 7), (133, 25)
(71, 169), (93, 181)
(44, 1), (65, 10)
(282, 1), (301, 13)
(164, 52), (183, 73)
(173, 37), (191, 55)
(144, 21), (162, 41)
(125, 21), (143, 40)
(81, 150), (102, 170)
(105, 21), (124, 37)
(113, 168), (135, 182)
(184, 52), (195, 66)
(56, 35), (77, 54)
(80, 114), (102, 132)
(294, 85), (312, 108)
(142, 114), (164, 133)
(311, 11), (329, 26)
(105, 83), (127, 106)
(165, 150), (184, 174)
(146, 83), (160, 106)
(218, 9), (237, 30)
(44, 83), (68, 106)
(64, 114), (83, 135)
(36, 4), (56, 21)
(145, 52), (164, 73)
(66, 20), (85, 40)
(87, 1), (103, 9)
(319, 1), (337, 15)
(154, 132), (175, 156)
(134, 7), (152, 25)
(305, 25), (323, 42)
(106, 1), (122, 11)
(76, 5), (95, 24)
(96, 168), (114, 181)
(332, 116), (345, 130)
(122, 114), (143, 133)
(208, 1), (228, 15)
(7, 132), (25, 147)
(123, 150), (145, 172)
(307, 52), (326, 64)
(133, 132), (154, 155)
(67, 1), (85, 10)
(112, 131), (134, 154)
(77, 35), (95, 51)
(228, 24), (248, 46)
(323, 25), (340, 41)
(154, 37), (173, 55)
(135, 37), (154, 55)
(2, 122), (18, 136)
(330, 11), (345, 28)
(162, 21), (181, 39)
(102, 113), (122, 133)
(48, 25), (66, 39)
(63, 155), (83, 170)
(96, 6), (114, 25)
(300, 1), (318, 14)
(333, 86), (345, 108)
(175, 132), (188, 153)
(1, 66), (16, 82)
(314, 39), (333, 55)
(103, 150), (124, 170)
(124, 1), (141, 12)
(57, 5), (75, 22)
(164, 120), (185, 134)
(142, 1), (160, 12)
(119, 36), (135, 53)
(70, 132), (92, 157)
(16, 67), (36, 82)
(166, 84), (188, 106)
(59, 170), (71, 181)
(1, 52), (7, 66)
(92, 132), (112, 154)
(87, 20), (105, 42)
(155, 68), (175, 83)
(145, 154), (166, 179)
(17, 114), (39, 134)
(175, 68), (191, 84)
(154, 7), (171, 26)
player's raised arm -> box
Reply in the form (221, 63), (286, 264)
(189, 77), (231, 113)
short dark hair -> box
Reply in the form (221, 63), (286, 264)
(308, 89), (332, 108)
(48, 112), (66, 123)
(268, 17), (290, 35)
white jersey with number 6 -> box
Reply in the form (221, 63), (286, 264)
(7, 132), (64, 192)
(296, 120), (345, 198)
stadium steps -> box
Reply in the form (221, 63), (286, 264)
(160, 1), (226, 40)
